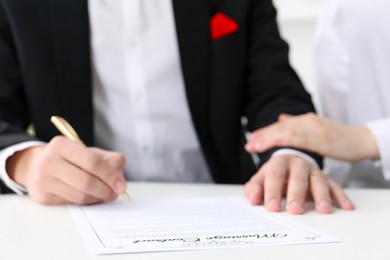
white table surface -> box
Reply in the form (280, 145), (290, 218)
(1, 182), (389, 260)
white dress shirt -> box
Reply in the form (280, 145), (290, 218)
(89, 0), (212, 183)
(314, 0), (390, 187)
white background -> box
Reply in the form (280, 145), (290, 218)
(274, 0), (324, 108)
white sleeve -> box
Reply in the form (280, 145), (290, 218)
(313, 0), (349, 121)
(366, 118), (390, 180)
(272, 149), (320, 170)
(0, 141), (46, 195)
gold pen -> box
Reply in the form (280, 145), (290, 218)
(50, 115), (131, 202)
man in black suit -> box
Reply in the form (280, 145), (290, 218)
(0, 0), (353, 213)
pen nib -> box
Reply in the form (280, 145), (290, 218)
(121, 192), (132, 202)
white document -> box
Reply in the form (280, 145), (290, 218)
(69, 197), (339, 255)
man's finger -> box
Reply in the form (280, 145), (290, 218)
(49, 137), (127, 194)
(262, 157), (288, 212)
(31, 179), (104, 205)
(309, 170), (333, 214)
(54, 161), (116, 200)
(48, 178), (105, 205)
(244, 174), (264, 205)
(329, 179), (355, 210)
(285, 160), (310, 215)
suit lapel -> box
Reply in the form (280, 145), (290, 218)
(172, 0), (211, 133)
(50, 0), (93, 145)
(172, 0), (219, 174)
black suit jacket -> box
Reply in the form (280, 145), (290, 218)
(0, 0), (321, 193)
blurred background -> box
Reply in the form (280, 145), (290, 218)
(274, 0), (323, 109)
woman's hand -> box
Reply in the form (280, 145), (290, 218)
(245, 113), (379, 162)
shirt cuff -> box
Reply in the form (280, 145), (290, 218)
(272, 148), (320, 170)
(366, 118), (390, 180)
(0, 141), (46, 195)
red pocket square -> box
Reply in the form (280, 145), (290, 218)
(210, 12), (239, 41)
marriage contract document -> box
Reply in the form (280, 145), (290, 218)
(69, 197), (339, 255)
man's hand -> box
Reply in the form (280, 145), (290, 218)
(245, 113), (379, 162)
(6, 136), (127, 205)
(244, 154), (355, 214)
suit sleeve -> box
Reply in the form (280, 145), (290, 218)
(0, 3), (36, 145)
(0, 2), (38, 193)
(244, 0), (322, 166)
